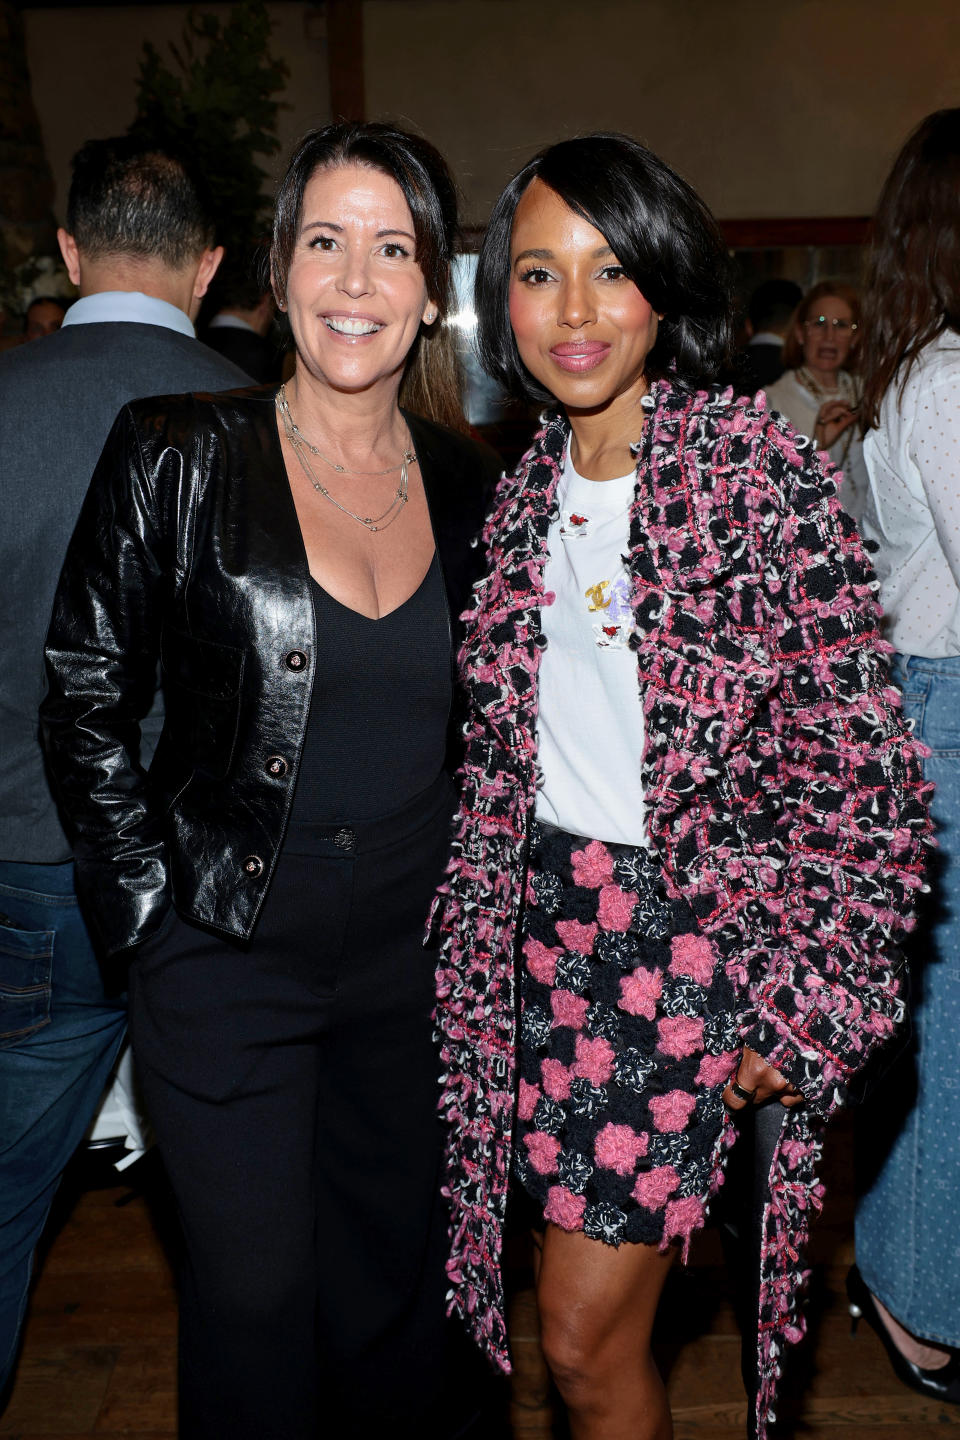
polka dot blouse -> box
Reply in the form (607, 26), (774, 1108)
(862, 331), (960, 657)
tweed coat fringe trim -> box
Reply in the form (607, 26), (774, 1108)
(431, 380), (933, 1437)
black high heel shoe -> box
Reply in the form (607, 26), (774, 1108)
(846, 1264), (960, 1404)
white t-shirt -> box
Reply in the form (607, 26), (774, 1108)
(861, 331), (960, 657)
(536, 443), (648, 846)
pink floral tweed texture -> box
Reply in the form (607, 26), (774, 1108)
(432, 381), (933, 1437)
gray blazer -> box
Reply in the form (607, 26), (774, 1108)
(0, 320), (250, 862)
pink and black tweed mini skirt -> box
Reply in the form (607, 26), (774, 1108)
(515, 820), (740, 1250)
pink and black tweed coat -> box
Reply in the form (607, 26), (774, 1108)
(431, 380), (932, 1433)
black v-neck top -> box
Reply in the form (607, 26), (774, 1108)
(287, 554), (451, 824)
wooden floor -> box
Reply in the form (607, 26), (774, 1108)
(2, 1115), (956, 1438)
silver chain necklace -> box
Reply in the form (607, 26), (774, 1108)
(276, 384), (416, 534)
(796, 366), (855, 407)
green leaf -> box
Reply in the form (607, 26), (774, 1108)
(129, 0), (289, 257)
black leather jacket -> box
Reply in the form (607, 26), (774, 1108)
(41, 389), (500, 957)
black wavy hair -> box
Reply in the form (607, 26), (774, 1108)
(270, 121), (465, 430)
(476, 132), (734, 405)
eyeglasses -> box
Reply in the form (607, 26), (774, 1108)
(803, 315), (858, 333)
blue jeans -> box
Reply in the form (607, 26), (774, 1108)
(855, 653), (960, 1345)
(0, 860), (126, 1390)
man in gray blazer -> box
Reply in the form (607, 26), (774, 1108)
(0, 136), (250, 1397)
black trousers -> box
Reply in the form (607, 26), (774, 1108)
(129, 776), (476, 1439)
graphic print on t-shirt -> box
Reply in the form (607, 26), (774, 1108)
(536, 442), (647, 846)
(584, 572), (633, 648)
(559, 510), (590, 539)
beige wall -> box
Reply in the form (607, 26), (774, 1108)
(365, 0), (958, 225)
(24, 3), (330, 225)
(23, 0), (960, 233)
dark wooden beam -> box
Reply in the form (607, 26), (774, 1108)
(719, 216), (870, 248)
(463, 217), (871, 252)
(326, 0), (364, 123)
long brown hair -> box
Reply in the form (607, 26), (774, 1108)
(270, 122), (467, 433)
(781, 280), (861, 371)
(860, 109), (960, 430)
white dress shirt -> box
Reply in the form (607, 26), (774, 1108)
(861, 331), (960, 657)
(61, 290), (195, 337)
(208, 312), (258, 333)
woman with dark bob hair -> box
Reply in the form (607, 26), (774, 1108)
(430, 133), (931, 1438)
(40, 123), (500, 1438)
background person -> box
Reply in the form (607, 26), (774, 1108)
(0, 134), (247, 1403)
(730, 276), (802, 393)
(21, 295), (67, 341)
(765, 281), (868, 521)
(40, 122), (500, 1440)
(201, 248), (283, 383)
(432, 132), (930, 1440)
(854, 106), (960, 1404)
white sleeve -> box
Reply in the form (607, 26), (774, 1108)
(912, 373), (960, 587)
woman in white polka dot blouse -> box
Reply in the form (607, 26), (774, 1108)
(855, 108), (960, 1403)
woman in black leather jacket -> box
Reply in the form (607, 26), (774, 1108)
(41, 124), (500, 1440)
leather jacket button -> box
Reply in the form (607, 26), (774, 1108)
(285, 650), (308, 671)
(265, 755), (289, 778)
(242, 854), (264, 878)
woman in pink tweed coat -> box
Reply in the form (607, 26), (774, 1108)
(430, 134), (931, 1440)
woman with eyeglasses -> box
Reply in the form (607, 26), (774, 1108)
(850, 107), (960, 1405)
(765, 281), (868, 521)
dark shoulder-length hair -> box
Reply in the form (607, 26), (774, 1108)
(476, 132), (734, 406)
(270, 122), (466, 432)
(860, 108), (960, 430)
(781, 280), (862, 371)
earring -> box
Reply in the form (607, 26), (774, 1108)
(424, 307), (437, 323)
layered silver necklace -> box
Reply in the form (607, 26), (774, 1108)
(796, 366), (856, 407)
(795, 367), (858, 466)
(275, 383), (417, 534)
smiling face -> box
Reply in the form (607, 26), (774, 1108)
(283, 162), (434, 398)
(797, 292), (856, 381)
(507, 178), (659, 417)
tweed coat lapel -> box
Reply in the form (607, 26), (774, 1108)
(464, 387), (759, 817)
(477, 385), (786, 882)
